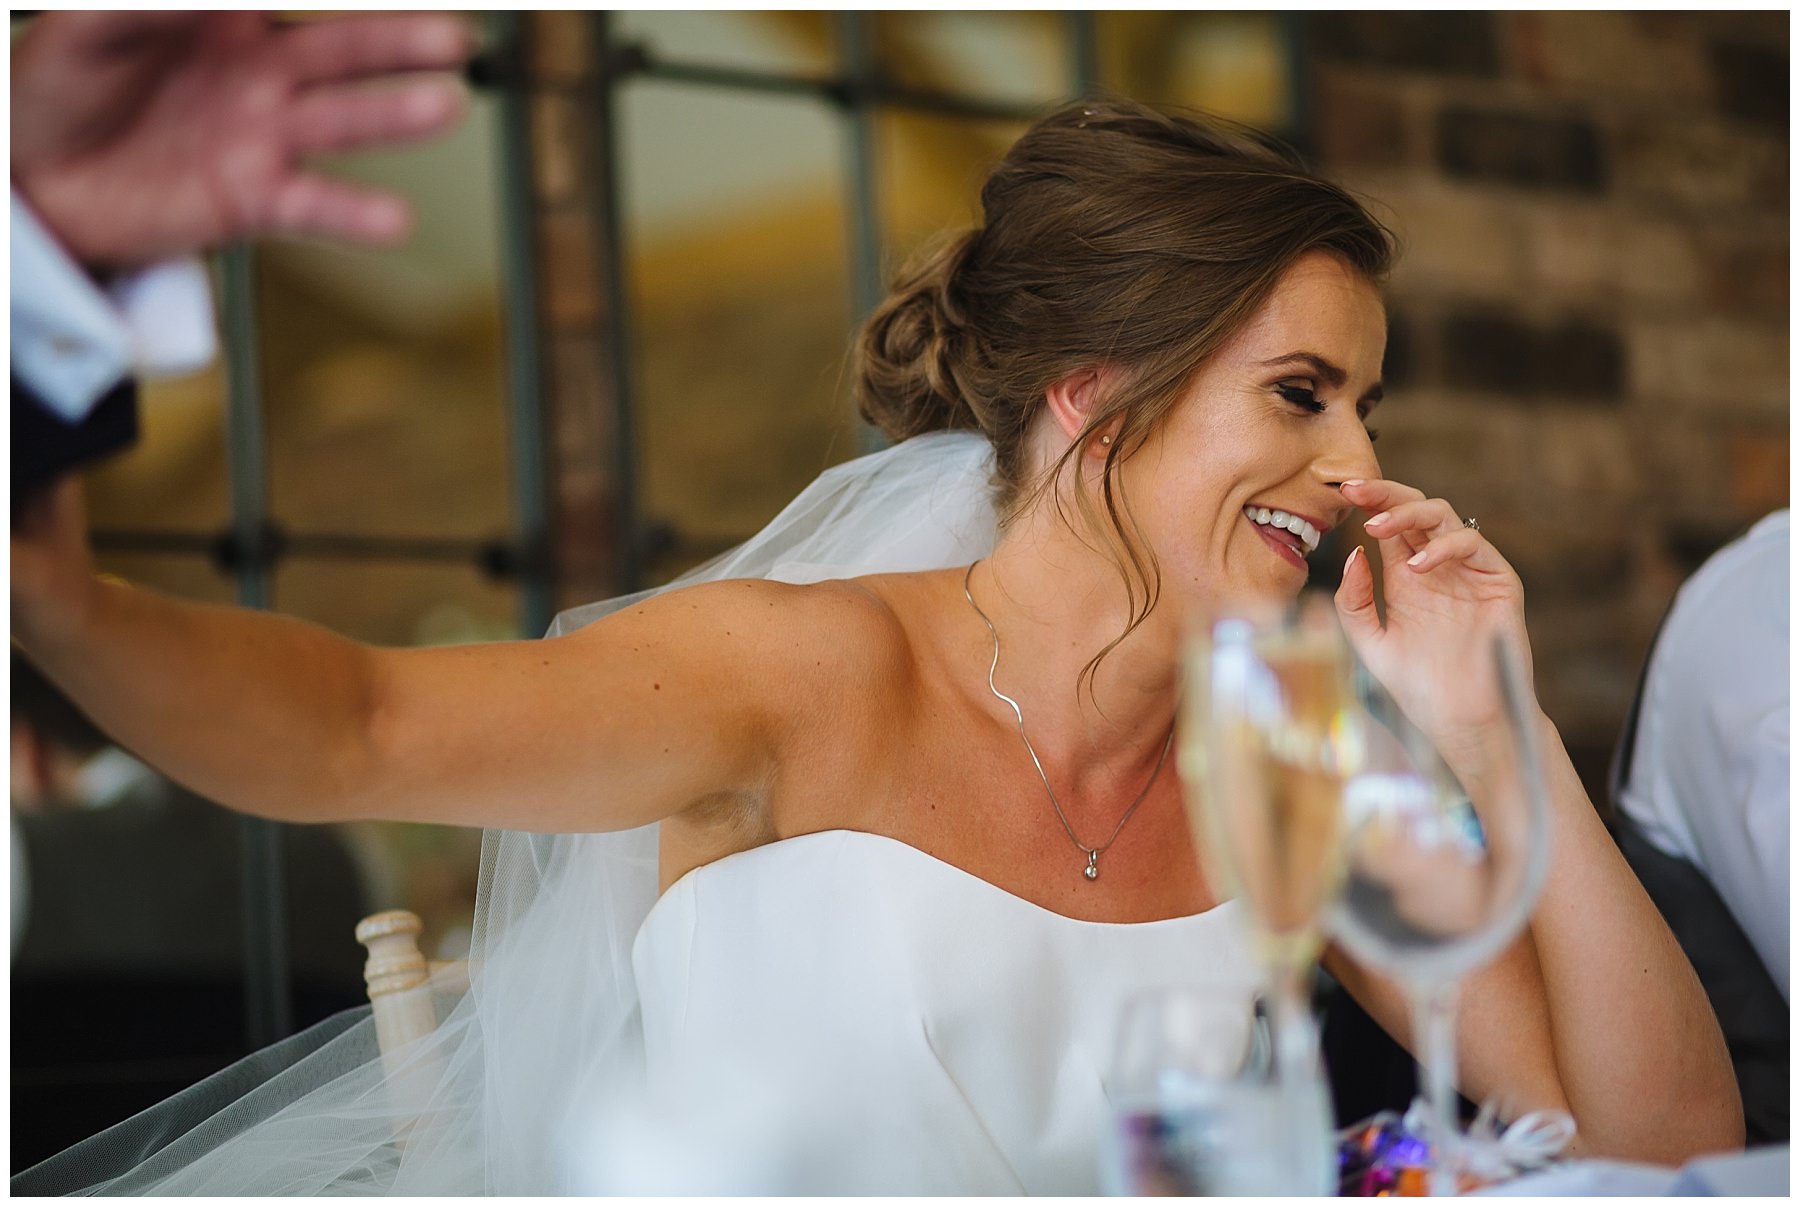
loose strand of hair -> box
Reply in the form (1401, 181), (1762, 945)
(1076, 428), (1163, 708)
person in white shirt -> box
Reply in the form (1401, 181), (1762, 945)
(11, 10), (473, 472)
(1616, 511), (1790, 996)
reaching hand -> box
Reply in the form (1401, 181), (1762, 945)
(1332, 478), (1538, 751)
(10, 11), (474, 273)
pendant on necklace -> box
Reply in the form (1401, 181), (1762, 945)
(1084, 850), (1100, 881)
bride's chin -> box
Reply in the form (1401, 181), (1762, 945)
(1166, 579), (1289, 628)
(1268, 556), (1316, 598)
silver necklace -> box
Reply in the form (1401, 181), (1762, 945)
(962, 561), (1175, 882)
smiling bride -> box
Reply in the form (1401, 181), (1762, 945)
(10, 97), (1741, 1194)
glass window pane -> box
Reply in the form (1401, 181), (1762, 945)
(257, 88), (513, 542)
(89, 550), (236, 606)
(618, 81), (859, 585)
(1099, 13), (1295, 133)
(272, 555), (520, 646)
(873, 12), (1069, 109)
(83, 368), (232, 537)
(877, 111), (1029, 267)
(614, 10), (837, 77)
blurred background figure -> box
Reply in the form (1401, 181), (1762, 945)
(1616, 509), (1788, 996)
(1611, 510), (1789, 1143)
(12, 9), (473, 500)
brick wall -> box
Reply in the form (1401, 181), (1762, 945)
(1308, 11), (1789, 798)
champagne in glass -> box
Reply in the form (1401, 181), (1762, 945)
(1177, 595), (1361, 1195)
(1180, 598), (1361, 986)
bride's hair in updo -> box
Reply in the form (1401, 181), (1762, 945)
(854, 96), (1393, 676)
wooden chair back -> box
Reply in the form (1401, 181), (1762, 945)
(355, 911), (469, 1044)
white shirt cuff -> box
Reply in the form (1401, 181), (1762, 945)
(11, 191), (217, 421)
(109, 258), (217, 380)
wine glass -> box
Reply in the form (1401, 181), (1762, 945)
(1177, 593), (1361, 1192)
(1326, 633), (1552, 1195)
(1100, 983), (1332, 1195)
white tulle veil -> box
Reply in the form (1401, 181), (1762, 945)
(25, 430), (1000, 1194)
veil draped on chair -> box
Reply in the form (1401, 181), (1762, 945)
(18, 431), (1000, 1195)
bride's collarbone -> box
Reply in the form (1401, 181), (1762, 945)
(668, 726), (1211, 923)
(666, 573), (1212, 921)
(789, 724), (1210, 923)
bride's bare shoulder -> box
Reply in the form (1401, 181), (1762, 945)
(579, 572), (943, 681)
(761, 568), (963, 672)
(841, 565), (971, 642)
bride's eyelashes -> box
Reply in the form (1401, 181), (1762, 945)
(1276, 382), (1382, 443)
(1276, 382), (1326, 413)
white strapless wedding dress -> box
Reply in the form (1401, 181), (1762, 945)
(580, 829), (1258, 1195)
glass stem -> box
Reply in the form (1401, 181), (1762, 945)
(1412, 978), (1460, 1197)
(1268, 965), (1327, 1194)
(1268, 965), (1315, 1082)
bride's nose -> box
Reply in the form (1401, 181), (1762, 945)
(1314, 419), (1381, 489)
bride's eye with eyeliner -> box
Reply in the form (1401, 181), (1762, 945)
(1277, 383), (1325, 413)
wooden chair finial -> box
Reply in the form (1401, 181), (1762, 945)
(356, 909), (429, 1002)
(355, 909), (423, 944)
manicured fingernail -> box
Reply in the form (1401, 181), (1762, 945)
(1344, 546), (1363, 572)
(1341, 479), (1365, 489)
(1407, 549), (1428, 567)
(1365, 511), (1390, 528)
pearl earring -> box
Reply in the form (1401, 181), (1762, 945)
(1099, 434), (1112, 446)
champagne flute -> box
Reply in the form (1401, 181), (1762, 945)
(1177, 593), (1361, 1193)
(1326, 634), (1552, 1195)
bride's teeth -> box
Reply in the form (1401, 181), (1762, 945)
(1244, 505), (1322, 554)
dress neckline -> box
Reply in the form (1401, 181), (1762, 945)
(654, 828), (1237, 933)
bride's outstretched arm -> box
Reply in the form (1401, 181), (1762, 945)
(1324, 477), (1741, 1164)
(12, 479), (882, 832)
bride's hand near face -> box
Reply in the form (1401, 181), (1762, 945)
(1330, 477), (1535, 752)
(1326, 475), (1745, 1159)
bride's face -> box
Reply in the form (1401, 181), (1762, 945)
(1120, 250), (1386, 604)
